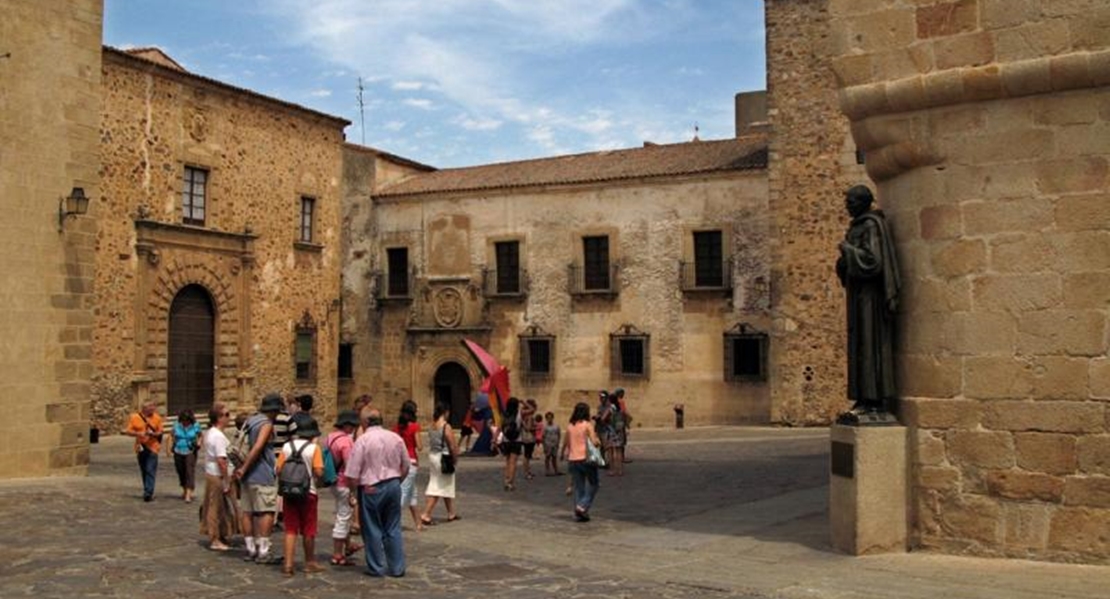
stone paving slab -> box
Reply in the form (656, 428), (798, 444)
(0, 427), (1108, 598)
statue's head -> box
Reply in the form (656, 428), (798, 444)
(845, 185), (874, 218)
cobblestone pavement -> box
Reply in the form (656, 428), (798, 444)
(1, 427), (1108, 599)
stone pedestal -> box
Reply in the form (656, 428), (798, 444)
(829, 423), (907, 555)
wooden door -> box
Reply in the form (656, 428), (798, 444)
(433, 362), (471, 428)
(168, 285), (215, 416)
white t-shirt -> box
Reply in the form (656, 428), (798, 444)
(281, 439), (320, 494)
(204, 427), (230, 477)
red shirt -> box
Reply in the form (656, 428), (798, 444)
(393, 422), (421, 463)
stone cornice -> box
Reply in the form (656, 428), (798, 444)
(838, 49), (1110, 122)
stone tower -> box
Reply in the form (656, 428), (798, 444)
(764, 0), (870, 424)
(829, 0), (1110, 561)
(0, 0), (102, 477)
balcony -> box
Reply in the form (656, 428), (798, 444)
(568, 263), (620, 297)
(373, 269), (415, 303)
(482, 267), (528, 299)
(679, 258), (732, 293)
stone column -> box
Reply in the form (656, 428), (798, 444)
(828, 0), (1110, 562)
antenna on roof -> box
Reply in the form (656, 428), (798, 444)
(356, 77), (366, 146)
(692, 122), (701, 142)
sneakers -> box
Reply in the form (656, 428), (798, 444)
(255, 552), (283, 565)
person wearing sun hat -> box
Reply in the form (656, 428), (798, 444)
(235, 393), (282, 564)
(327, 410), (361, 565)
(275, 415), (325, 577)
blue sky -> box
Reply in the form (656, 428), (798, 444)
(104, 0), (766, 168)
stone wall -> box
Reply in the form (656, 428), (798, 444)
(343, 171), (772, 426)
(829, 0), (1110, 562)
(0, 0), (102, 477)
(765, 0), (870, 425)
(95, 51), (347, 428)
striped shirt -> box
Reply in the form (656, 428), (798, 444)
(271, 412), (296, 455)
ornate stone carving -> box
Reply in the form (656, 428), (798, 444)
(432, 287), (464, 328)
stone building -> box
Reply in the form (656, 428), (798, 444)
(341, 137), (774, 427)
(338, 0), (869, 428)
(91, 47), (349, 429)
(827, 0), (1110, 561)
(0, 0), (102, 477)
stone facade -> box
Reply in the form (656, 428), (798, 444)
(828, 0), (1110, 561)
(0, 0), (102, 477)
(765, 0), (871, 425)
(93, 48), (348, 429)
(342, 143), (773, 427)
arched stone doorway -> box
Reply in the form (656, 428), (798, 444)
(433, 362), (471, 427)
(168, 284), (215, 415)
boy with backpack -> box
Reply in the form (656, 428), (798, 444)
(275, 415), (325, 577)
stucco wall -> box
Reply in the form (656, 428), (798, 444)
(344, 170), (772, 426)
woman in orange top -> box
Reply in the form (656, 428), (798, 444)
(560, 402), (602, 522)
(123, 401), (164, 502)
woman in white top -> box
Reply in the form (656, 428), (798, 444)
(201, 406), (236, 551)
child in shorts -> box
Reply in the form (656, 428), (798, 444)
(275, 416), (325, 577)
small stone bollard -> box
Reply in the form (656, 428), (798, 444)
(673, 404), (685, 429)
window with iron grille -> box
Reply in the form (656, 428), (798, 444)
(495, 240), (520, 294)
(583, 235), (610, 291)
(609, 324), (649, 379)
(338, 343), (353, 380)
(300, 196), (315, 243)
(519, 325), (555, 379)
(693, 230), (724, 288)
(182, 166), (208, 226)
(295, 329), (315, 381)
(386, 247), (409, 297)
(724, 324), (768, 382)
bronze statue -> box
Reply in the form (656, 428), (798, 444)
(835, 185), (901, 425)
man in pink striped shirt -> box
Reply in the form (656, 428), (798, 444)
(344, 408), (410, 577)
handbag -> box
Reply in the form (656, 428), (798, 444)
(439, 425), (456, 474)
(585, 434), (606, 468)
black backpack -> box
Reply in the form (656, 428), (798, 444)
(503, 416), (521, 441)
(278, 441), (311, 501)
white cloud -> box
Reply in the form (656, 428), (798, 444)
(403, 98), (435, 110)
(308, 89), (332, 97)
(270, 0), (668, 152)
(391, 81), (425, 91)
(382, 120), (406, 132)
(453, 114), (502, 131)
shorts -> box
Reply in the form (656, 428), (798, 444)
(500, 441), (522, 455)
(282, 492), (318, 537)
(400, 460), (419, 507)
(523, 442), (536, 460)
(240, 483), (278, 514)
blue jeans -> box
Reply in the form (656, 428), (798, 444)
(569, 460), (599, 513)
(137, 448), (158, 499)
(357, 479), (405, 577)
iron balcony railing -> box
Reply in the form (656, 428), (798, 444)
(568, 263), (620, 296)
(679, 258), (732, 292)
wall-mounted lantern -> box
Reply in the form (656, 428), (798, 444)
(58, 187), (90, 231)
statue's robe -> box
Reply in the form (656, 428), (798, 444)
(836, 210), (901, 410)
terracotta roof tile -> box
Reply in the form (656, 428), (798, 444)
(374, 135), (768, 198)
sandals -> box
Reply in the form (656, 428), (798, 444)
(304, 562), (326, 574)
(345, 543), (364, 557)
(331, 555), (355, 566)
(282, 567), (295, 578)
(419, 516), (436, 527)
(446, 514), (460, 523)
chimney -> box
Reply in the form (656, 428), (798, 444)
(735, 91), (769, 136)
